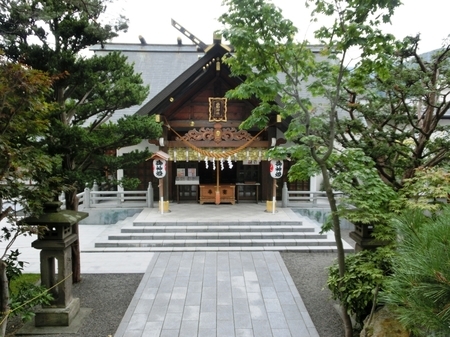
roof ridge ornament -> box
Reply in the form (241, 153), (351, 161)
(171, 19), (207, 52)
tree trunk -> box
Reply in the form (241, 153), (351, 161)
(0, 261), (9, 337)
(65, 190), (82, 283)
(320, 165), (354, 337)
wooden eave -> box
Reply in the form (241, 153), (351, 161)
(135, 43), (236, 117)
(135, 42), (292, 133)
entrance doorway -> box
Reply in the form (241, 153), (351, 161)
(198, 160), (237, 184)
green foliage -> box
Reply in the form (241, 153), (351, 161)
(0, 62), (60, 219)
(334, 42), (450, 190)
(394, 167), (450, 213)
(3, 253), (51, 323)
(0, 0), (127, 60)
(221, 2), (416, 336)
(308, 0), (401, 57)
(220, 0), (316, 128)
(331, 148), (398, 224)
(9, 274), (40, 295)
(0, 0), (162, 209)
(309, 0), (450, 195)
(9, 282), (53, 322)
(381, 207), (450, 336)
(328, 248), (394, 326)
(4, 250), (26, 282)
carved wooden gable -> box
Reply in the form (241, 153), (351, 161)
(167, 79), (256, 126)
(177, 123), (259, 144)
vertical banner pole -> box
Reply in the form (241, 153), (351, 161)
(272, 178), (276, 214)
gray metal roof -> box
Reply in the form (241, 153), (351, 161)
(89, 43), (326, 124)
(90, 43), (204, 123)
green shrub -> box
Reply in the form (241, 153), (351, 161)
(9, 281), (53, 322)
(9, 274), (40, 295)
(5, 256), (52, 323)
(327, 248), (393, 327)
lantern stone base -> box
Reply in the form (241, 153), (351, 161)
(35, 297), (80, 327)
(266, 201), (277, 213)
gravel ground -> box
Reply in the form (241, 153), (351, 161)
(6, 231), (354, 337)
(6, 274), (143, 337)
(282, 252), (344, 337)
(281, 228), (355, 337)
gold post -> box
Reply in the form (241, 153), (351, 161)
(215, 161), (220, 205)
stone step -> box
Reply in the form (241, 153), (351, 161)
(83, 246), (352, 253)
(108, 232), (326, 240)
(120, 225), (315, 233)
(132, 221), (303, 227)
(87, 207), (355, 254)
(95, 238), (336, 248)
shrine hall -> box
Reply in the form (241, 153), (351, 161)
(91, 20), (322, 205)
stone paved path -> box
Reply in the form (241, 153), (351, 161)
(114, 251), (319, 337)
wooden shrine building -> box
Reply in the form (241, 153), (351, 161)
(91, 21), (315, 204)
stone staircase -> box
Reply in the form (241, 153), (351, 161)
(91, 217), (351, 253)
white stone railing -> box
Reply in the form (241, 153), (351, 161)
(59, 182), (153, 209)
(281, 182), (342, 207)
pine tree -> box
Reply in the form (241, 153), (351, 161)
(0, 0), (162, 282)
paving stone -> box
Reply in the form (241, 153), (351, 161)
(236, 328), (255, 337)
(160, 329), (180, 337)
(234, 312), (252, 329)
(253, 319), (273, 337)
(201, 298), (217, 313)
(167, 298), (185, 313)
(134, 298), (154, 314)
(198, 328), (217, 337)
(268, 312), (289, 329)
(162, 312), (182, 330)
(114, 250), (319, 337)
(217, 305), (233, 321)
(143, 321), (163, 337)
(179, 320), (199, 337)
(218, 320), (235, 336)
(182, 305), (200, 321)
(199, 311), (217, 329)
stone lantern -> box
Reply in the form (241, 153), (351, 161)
(20, 201), (88, 327)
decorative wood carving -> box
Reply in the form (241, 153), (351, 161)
(176, 124), (259, 144)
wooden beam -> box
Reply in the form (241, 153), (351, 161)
(168, 120), (243, 128)
(167, 140), (270, 148)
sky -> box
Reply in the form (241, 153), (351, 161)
(104, 0), (450, 55)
